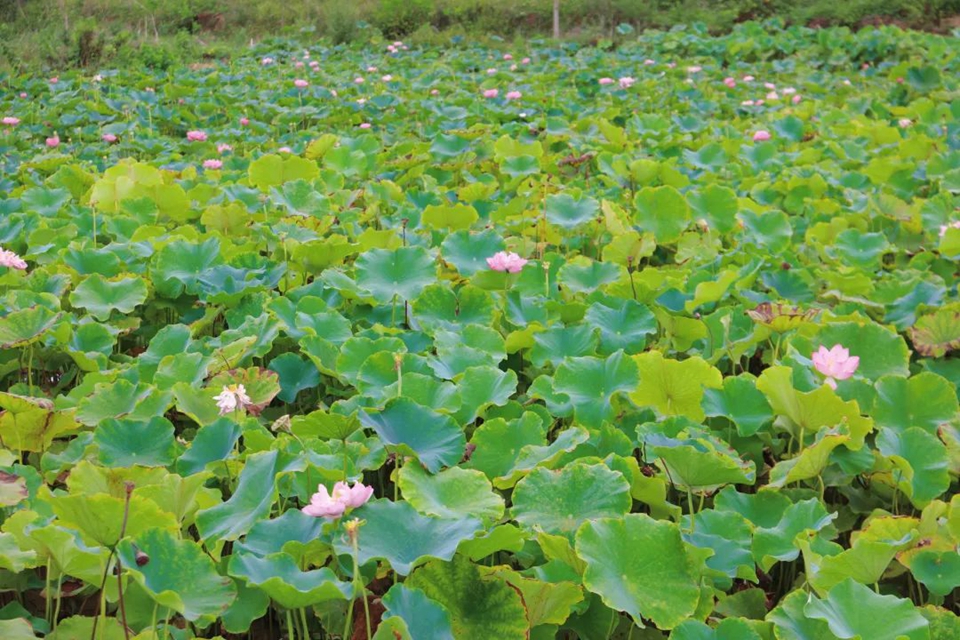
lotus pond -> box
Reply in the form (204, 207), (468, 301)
(1, 21), (960, 640)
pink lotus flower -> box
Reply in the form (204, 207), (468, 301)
(0, 247), (27, 270)
(393, 41), (403, 46)
(939, 221), (960, 236)
(486, 251), (528, 273)
(486, 68), (497, 75)
(618, 77), (635, 89)
(49, 77), (58, 84)
(45, 135), (60, 148)
(366, 66), (377, 73)
(18, 93), (26, 99)
(240, 117), (250, 126)
(896, 77), (904, 84)
(753, 130), (771, 142)
(687, 66), (702, 74)
(510, 64), (518, 71)
(302, 481), (373, 518)
(309, 60), (320, 69)
(214, 384), (252, 415)
(295, 61), (304, 69)
(278, 146), (293, 153)
(792, 95), (802, 104)
(505, 90), (522, 100)
(898, 118), (913, 128)
(667, 62), (677, 69)
(644, 59), (655, 65)
(261, 57), (274, 65)
(741, 100), (756, 107)
(483, 89), (499, 98)
(723, 77), (736, 88)
(503, 54), (513, 61)
(522, 57), (531, 64)
(203, 159), (223, 170)
(766, 91), (779, 101)
(186, 130), (207, 142)
(359, 122), (372, 129)
(354, 77), (364, 84)
(598, 77), (615, 86)
(294, 79), (309, 88)
(742, 75), (755, 82)
(430, 89), (439, 95)
(381, 74), (393, 82)
(102, 133), (118, 143)
(387, 45), (397, 53)
(782, 87), (796, 95)
(217, 143), (233, 153)
(2, 117), (20, 126)
(812, 344), (859, 389)
(764, 82), (776, 90)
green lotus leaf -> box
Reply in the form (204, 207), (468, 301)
(682, 509), (756, 588)
(412, 284), (495, 332)
(828, 230), (889, 269)
(335, 336), (407, 384)
(903, 550), (960, 597)
(910, 307), (960, 358)
(768, 431), (849, 488)
(334, 500), (482, 575)
(920, 606), (960, 640)
(644, 428), (756, 493)
(398, 464), (504, 523)
(228, 552), (351, 609)
(633, 185), (691, 243)
(221, 578), (271, 634)
(872, 373), (958, 436)
(381, 584), (455, 640)
(406, 556), (528, 640)
(816, 321), (910, 379)
(576, 514), (702, 629)
(360, 398), (465, 473)
(630, 352), (722, 422)
(94, 416), (176, 467)
(553, 351), (639, 429)
(441, 229), (506, 276)
(176, 418), (241, 476)
(669, 618), (763, 640)
(268, 352), (321, 403)
(687, 184), (739, 234)
(117, 527), (236, 621)
(489, 567), (584, 627)
(356, 246), (437, 303)
(0, 532), (37, 572)
(767, 589), (836, 640)
(512, 463), (632, 541)
(0, 406), (79, 452)
(248, 153), (319, 190)
(76, 380), (172, 426)
(876, 427), (950, 508)
(422, 202), (479, 231)
(0, 306), (61, 348)
(798, 534), (907, 597)
(269, 179), (329, 217)
(47, 616), (126, 640)
(906, 65), (941, 92)
(0, 618), (37, 640)
(48, 492), (178, 547)
(454, 365), (517, 424)
(545, 193), (599, 230)
(584, 299), (657, 355)
(530, 324), (599, 368)
(465, 414), (545, 481)
(557, 259), (622, 294)
(69, 274), (148, 320)
(701, 374), (773, 437)
(752, 498), (837, 572)
(152, 237), (222, 298)
(804, 578), (929, 640)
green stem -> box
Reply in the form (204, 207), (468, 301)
(286, 608), (296, 640)
(686, 487), (696, 533)
(298, 607), (310, 640)
(52, 574), (63, 630)
(353, 536), (371, 640)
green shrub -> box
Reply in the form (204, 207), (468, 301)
(324, 2), (361, 44)
(373, 0), (434, 38)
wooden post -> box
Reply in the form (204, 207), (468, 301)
(553, 0), (560, 39)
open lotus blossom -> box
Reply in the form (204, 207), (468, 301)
(510, 64), (518, 71)
(766, 91), (779, 100)
(240, 117), (250, 126)
(217, 143), (233, 153)
(278, 146), (293, 153)
(940, 221), (960, 236)
(486, 68), (497, 75)
(93, 74), (103, 82)
(483, 88), (499, 98)
(214, 383), (252, 415)
(359, 122), (372, 129)
(598, 77), (615, 85)
(812, 344), (859, 389)
(387, 45), (397, 53)
(309, 60), (320, 68)
(486, 251), (528, 273)
(782, 87), (796, 95)
(45, 135), (60, 148)
(898, 118), (913, 128)
(202, 159), (223, 170)
(753, 130), (771, 142)
(186, 130), (207, 142)
(618, 77), (636, 89)
(0, 247), (27, 270)
(102, 133), (118, 143)
(49, 77), (58, 84)
(2, 117), (20, 126)
(522, 57), (531, 64)
(430, 89), (439, 95)
(644, 59), (656, 65)
(381, 74), (393, 82)
(792, 95), (802, 104)
(723, 77), (736, 88)
(19, 93), (26, 98)
(294, 79), (309, 88)
(357, 98), (366, 104)
(742, 75), (755, 82)
(261, 57), (274, 65)
(354, 77), (364, 84)
(764, 82), (776, 90)
(741, 100), (756, 106)
(294, 61), (304, 68)
(505, 90), (522, 100)
(687, 65), (702, 73)
(503, 53), (513, 60)
(302, 481), (374, 518)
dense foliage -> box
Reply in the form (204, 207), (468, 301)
(0, 21), (959, 640)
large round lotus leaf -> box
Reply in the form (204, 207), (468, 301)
(902, 550), (960, 597)
(630, 352), (722, 422)
(152, 238), (222, 298)
(359, 398), (465, 473)
(682, 510), (756, 588)
(0, 406), (79, 452)
(816, 322), (910, 379)
(221, 578), (271, 634)
(557, 259), (622, 294)
(766, 589), (836, 640)
(583, 299), (657, 355)
(669, 618), (762, 640)
(876, 427), (950, 507)
(546, 193), (599, 229)
(117, 527), (236, 621)
(920, 605), (960, 639)
(398, 464), (504, 523)
(268, 352), (321, 403)
(872, 373), (959, 436)
(412, 284), (495, 332)
(421, 202), (479, 231)
(248, 153), (319, 190)
(687, 184), (738, 234)
(440, 229), (506, 276)
(454, 365), (517, 424)
(530, 324), (599, 368)
(69, 274), (148, 321)
(466, 415), (545, 481)
(47, 616), (126, 640)
(804, 578), (929, 640)
(827, 230), (889, 269)
(355, 246), (437, 303)
(752, 499), (837, 572)
(553, 351), (639, 429)
(701, 374), (773, 437)
(381, 584), (456, 640)
(768, 431), (848, 488)
(512, 464), (631, 540)
(0, 306), (61, 348)
(94, 416), (176, 467)
(645, 430), (756, 492)
(176, 418), (241, 476)
(76, 380), (173, 426)
(910, 307), (960, 358)
(48, 493), (178, 547)
(575, 514), (702, 629)
(633, 185), (691, 243)
(406, 556), (528, 640)
(66, 321), (116, 371)
(333, 499), (483, 576)
(358, 352), (433, 395)
(227, 552), (351, 609)
(0, 618), (36, 640)
(335, 336), (407, 384)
